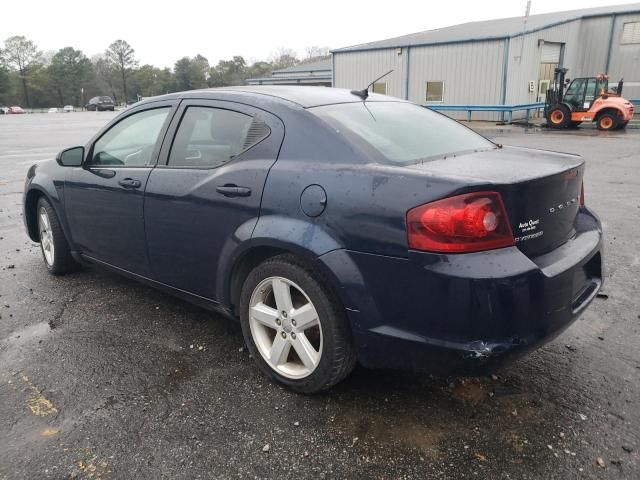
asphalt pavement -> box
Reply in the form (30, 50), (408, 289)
(0, 112), (638, 479)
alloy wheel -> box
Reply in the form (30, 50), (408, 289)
(38, 207), (55, 266)
(248, 276), (323, 379)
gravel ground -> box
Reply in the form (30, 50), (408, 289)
(0, 112), (638, 479)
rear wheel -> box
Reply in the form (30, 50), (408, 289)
(596, 112), (618, 131)
(239, 254), (356, 394)
(547, 105), (571, 129)
(37, 198), (78, 275)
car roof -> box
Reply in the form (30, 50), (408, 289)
(144, 86), (402, 109)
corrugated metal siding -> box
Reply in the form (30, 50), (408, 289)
(575, 16), (611, 74)
(408, 40), (505, 120)
(333, 12), (640, 124)
(609, 13), (640, 99)
(333, 49), (406, 99)
(506, 20), (581, 107)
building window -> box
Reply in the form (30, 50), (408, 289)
(621, 22), (640, 44)
(372, 82), (386, 95)
(425, 81), (444, 102)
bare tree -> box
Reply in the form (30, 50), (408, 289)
(105, 40), (137, 104)
(1, 36), (42, 107)
(268, 48), (299, 70)
(304, 46), (330, 60)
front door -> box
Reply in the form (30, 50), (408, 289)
(65, 103), (175, 275)
(144, 99), (284, 300)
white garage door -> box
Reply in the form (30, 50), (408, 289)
(540, 42), (562, 63)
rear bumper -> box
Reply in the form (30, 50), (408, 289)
(319, 208), (603, 372)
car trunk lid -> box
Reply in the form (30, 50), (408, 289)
(405, 146), (585, 257)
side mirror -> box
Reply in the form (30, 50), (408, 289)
(56, 146), (84, 167)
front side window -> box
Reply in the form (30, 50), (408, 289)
(312, 101), (493, 165)
(168, 107), (262, 168)
(88, 107), (170, 167)
(426, 81), (444, 102)
(564, 78), (586, 109)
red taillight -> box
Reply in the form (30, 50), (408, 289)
(407, 191), (515, 253)
(579, 182), (585, 206)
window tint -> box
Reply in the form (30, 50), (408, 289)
(311, 101), (493, 165)
(89, 107), (170, 167)
(564, 78), (586, 110)
(168, 107), (258, 168)
(426, 81), (444, 102)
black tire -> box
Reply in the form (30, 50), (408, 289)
(596, 112), (618, 131)
(239, 254), (356, 394)
(547, 104), (571, 129)
(36, 197), (79, 275)
(616, 120), (629, 130)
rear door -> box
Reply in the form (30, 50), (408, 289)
(144, 99), (284, 300)
(65, 101), (176, 275)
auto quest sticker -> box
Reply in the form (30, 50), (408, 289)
(515, 218), (543, 242)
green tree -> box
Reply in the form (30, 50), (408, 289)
(209, 56), (247, 87)
(105, 40), (137, 103)
(1, 36), (42, 107)
(0, 64), (12, 104)
(92, 55), (119, 103)
(174, 56), (208, 91)
(49, 47), (92, 105)
(132, 64), (175, 98)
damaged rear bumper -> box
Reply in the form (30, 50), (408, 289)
(322, 208), (603, 373)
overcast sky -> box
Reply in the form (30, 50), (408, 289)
(3, 0), (638, 68)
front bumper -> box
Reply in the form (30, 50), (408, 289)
(319, 208), (603, 373)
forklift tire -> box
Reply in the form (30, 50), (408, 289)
(596, 113), (618, 131)
(547, 105), (571, 129)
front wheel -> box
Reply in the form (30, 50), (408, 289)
(36, 198), (78, 275)
(239, 254), (356, 394)
(547, 104), (571, 129)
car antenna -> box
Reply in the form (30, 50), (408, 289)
(350, 69), (394, 100)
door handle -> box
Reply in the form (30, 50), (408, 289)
(118, 178), (142, 189)
(216, 184), (252, 197)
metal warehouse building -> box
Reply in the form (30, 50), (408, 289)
(332, 3), (640, 119)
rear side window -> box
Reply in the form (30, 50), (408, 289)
(168, 107), (268, 168)
(311, 102), (493, 164)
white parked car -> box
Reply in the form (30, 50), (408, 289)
(48, 108), (58, 113)
(63, 105), (74, 113)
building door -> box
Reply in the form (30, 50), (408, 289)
(536, 42), (563, 116)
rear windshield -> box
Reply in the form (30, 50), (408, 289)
(311, 101), (494, 164)
(100, 96), (113, 102)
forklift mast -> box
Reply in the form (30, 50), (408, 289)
(545, 67), (568, 113)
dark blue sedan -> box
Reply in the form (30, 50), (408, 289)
(23, 86), (603, 393)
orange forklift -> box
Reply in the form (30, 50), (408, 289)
(545, 68), (634, 130)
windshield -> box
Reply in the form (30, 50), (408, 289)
(311, 101), (493, 164)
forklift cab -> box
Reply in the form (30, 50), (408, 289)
(563, 76), (609, 111)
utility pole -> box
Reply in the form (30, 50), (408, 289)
(518, 0), (532, 63)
